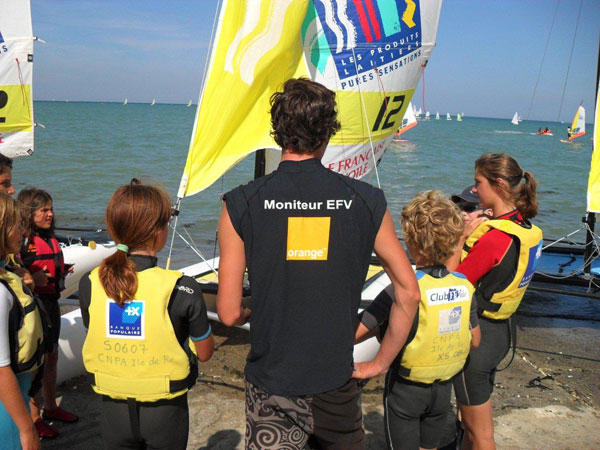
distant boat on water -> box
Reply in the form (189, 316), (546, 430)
(511, 112), (519, 125)
(435, 112), (440, 120)
(446, 113), (451, 121)
(151, 99), (156, 106)
(424, 111), (430, 120)
(187, 100), (193, 107)
(456, 113), (462, 122)
(393, 101), (418, 141)
(123, 98), (128, 105)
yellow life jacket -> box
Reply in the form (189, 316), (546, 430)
(0, 269), (44, 374)
(463, 219), (543, 320)
(394, 267), (474, 384)
(83, 267), (196, 402)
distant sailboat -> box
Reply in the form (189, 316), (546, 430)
(424, 111), (430, 120)
(187, 100), (192, 107)
(394, 102), (418, 140)
(446, 113), (452, 121)
(456, 113), (462, 122)
(123, 98), (128, 105)
(435, 112), (440, 120)
(568, 104), (586, 141)
(151, 99), (156, 106)
(511, 112), (519, 125)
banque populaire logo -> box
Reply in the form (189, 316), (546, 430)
(310, 0), (422, 80)
(106, 300), (145, 340)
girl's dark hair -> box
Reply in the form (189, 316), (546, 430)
(475, 153), (538, 219)
(17, 187), (55, 237)
(270, 78), (341, 153)
(99, 179), (171, 306)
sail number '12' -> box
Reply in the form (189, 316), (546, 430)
(372, 95), (405, 132)
(0, 90), (7, 124)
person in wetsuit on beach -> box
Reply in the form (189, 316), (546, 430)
(18, 188), (78, 438)
(355, 190), (481, 450)
(448, 153), (542, 450)
(78, 180), (214, 450)
(217, 78), (420, 450)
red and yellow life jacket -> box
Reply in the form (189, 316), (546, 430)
(26, 235), (65, 295)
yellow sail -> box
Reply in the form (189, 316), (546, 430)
(178, 0), (309, 197)
(586, 86), (600, 212)
(179, 0), (442, 197)
(569, 105), (585, 141)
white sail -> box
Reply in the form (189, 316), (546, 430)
(435, 112), (440, 120)
(446, 113), (451, 121)
(395, 101), (418, 137)
(0, 0), (35, 157)
(511, 112), (519, 125)
(151, 98), (156, 106)
(425, 111), (430, 120)
(186, 100), (192, 107)
(123, 98), (128, 105)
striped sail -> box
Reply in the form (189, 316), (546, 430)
(0, 0), (34, 158)
(179, 0), (443, 197)
(569, 105), (585, 141)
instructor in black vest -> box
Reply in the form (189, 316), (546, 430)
(217, 78), (420, 450)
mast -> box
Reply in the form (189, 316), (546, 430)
(583, 38), (600, 275)
(254, 149), (266, 179)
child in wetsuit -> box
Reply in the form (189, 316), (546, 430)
(355, 190), (481, 450)
(18, 188), (77, 438)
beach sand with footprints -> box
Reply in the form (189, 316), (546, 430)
(40, 313), (599, 450)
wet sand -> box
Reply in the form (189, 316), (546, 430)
(43, 315), (600, 450)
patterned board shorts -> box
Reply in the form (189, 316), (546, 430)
(245, 378), (365, 450)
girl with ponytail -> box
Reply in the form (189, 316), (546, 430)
(449, 153), (543, 450)
(79, 179), (214, 449)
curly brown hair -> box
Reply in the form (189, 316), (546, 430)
(270, 78), (341, 153)
(401, 190), (464, 265)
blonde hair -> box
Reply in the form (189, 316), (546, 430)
(99, 179), (171, 306)
(401, 190), (464, 264)
(475, 153), (538, 219)
(0, 192), (23, 259)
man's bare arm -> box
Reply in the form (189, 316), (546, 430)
(216, 204), (250, 327)
(353, 209), (420, 379)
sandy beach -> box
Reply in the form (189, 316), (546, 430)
(39, 312), (599, 450)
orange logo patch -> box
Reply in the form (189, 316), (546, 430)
(286, 217), (330, 261)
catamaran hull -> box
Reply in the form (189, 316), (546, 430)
(56, 257), (391, 383)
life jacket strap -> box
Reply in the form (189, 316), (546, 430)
(86, 365), (198, 396)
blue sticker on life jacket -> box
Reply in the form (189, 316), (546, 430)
(449, 306), (462, 324)
(518, 240), (542, 288)
(106, 300), (145, 339)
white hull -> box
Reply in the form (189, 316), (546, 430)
(57, 256), (389, 383)
(55, 241), (116, 383)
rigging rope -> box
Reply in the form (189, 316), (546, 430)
(352, 47), (381, 189)
(166, 0), (223, 270)
(555, 0), (584, 124)
(525, 0), (559, 122)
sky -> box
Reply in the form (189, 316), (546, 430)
(30, 0), (600, 122)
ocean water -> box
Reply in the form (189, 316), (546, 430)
(12, 101), (594, 272)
